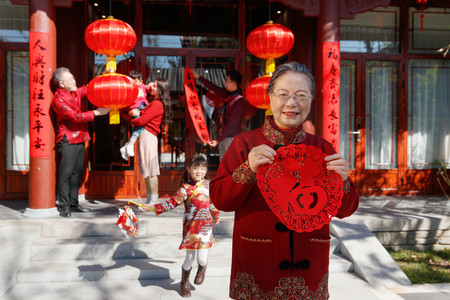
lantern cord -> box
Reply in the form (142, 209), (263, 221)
(109, 0), (112, 16)
(268, 0), (272, 21)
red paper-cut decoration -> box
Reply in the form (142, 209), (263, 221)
(245, 74), (271, 110)
(184, 68), (211, 144)
(87, 72), (138, 110)
(257, 144), (343, 232)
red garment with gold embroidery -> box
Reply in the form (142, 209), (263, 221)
(210, 116), (359, 300)
(154, 179), (220, 250)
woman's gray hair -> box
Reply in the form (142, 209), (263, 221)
(52, 67), (70, 85)
(266, 62), (316, 96)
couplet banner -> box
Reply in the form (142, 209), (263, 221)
(322, 41), (340, 152)
(29, 31), (53, 158)
(184, 68), (211, 144)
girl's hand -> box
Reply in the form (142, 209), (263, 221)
(141, 204), (155, 212)
(324, 153), (349, 181)
(248, 144), (277, 173)
(214, 218), (220, 224)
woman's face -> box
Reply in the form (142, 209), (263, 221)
(269, 71), (313, 129)
(149, 81), (160, 97)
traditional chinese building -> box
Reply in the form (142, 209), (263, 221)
(0, 0), (449, 210)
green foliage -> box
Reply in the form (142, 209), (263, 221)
(435, 159), (450, 199)
(387, 248), (450, 284)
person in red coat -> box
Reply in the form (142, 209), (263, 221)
(129, 78), (171, 205)
(52, 67), (110, 218)
(210, 62), (359, 299)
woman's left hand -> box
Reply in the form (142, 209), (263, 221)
(324, 153), (349, 181)
(129, 108), (140, 117)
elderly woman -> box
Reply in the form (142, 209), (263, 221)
(210, 62), (359, 299)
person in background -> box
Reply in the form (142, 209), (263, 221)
(210, 62), (359, 299)
(143, 154), (220, 297)
(120, 70), (151, 161)
(191, 69), (245, 160)
(52, 67), (111, 218)
(131, 78), (171, 205)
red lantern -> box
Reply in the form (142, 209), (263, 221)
(245, 75), (271, 111)
(87, 72), (138, 124)
(85, 17), (137, 70)
(246, 21), (294, 73)
(416, 0), (428, 10)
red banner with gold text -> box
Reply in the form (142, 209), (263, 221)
(184, 68), (211, 144)
(29, 31), (53, 158)
(322, 41), (340, 152)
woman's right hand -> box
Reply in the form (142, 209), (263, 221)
(248, 144), (277, 173)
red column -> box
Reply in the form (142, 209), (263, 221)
(319, 0), (341, 151)
(26, 0), (57, 216)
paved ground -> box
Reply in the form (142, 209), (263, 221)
(0, 195), (449, 299)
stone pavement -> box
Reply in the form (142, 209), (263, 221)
(0, 196), (449, 300)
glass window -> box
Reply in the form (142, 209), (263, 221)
(194, 56), (236, 169)
(6, 51), (30, 171)
(0, 1), (29, 43)
(147, 55), (186, 170)
(340, 7), (400, 53)
(340, 60), (356, 169)
(365, 61), (398, 170)
(408, 59), (450, 169)
(409, 7), (450, 54)
(143, 1), (238, 49)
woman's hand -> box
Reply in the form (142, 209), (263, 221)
(129, 108), (140, 117)
(248, 144), (277, 173)
(324, 153), (349, 181)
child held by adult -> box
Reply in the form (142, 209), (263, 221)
(120, 70), (152, 160)
(143, 154), (220, 297)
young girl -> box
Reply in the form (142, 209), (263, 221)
(144, 154), (220, 297)
(120, 70), (150, 161)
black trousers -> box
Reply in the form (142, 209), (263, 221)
(56, 136), (85, 207)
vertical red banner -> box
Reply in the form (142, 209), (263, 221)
(322, 41), (340, 152)
(184, 68), (211, 144)
(29, 31), (52, 158)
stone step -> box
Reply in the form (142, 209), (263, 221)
(31, 233), (341, 262)
(38, 213), (235, 238)
(17, 256), (232, 283)
(16, 254), (351, 284)
(30, 235), (233, 261)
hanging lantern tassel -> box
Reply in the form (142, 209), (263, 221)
(110, 109), (120, 124)
(106, 55), (117, 71)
